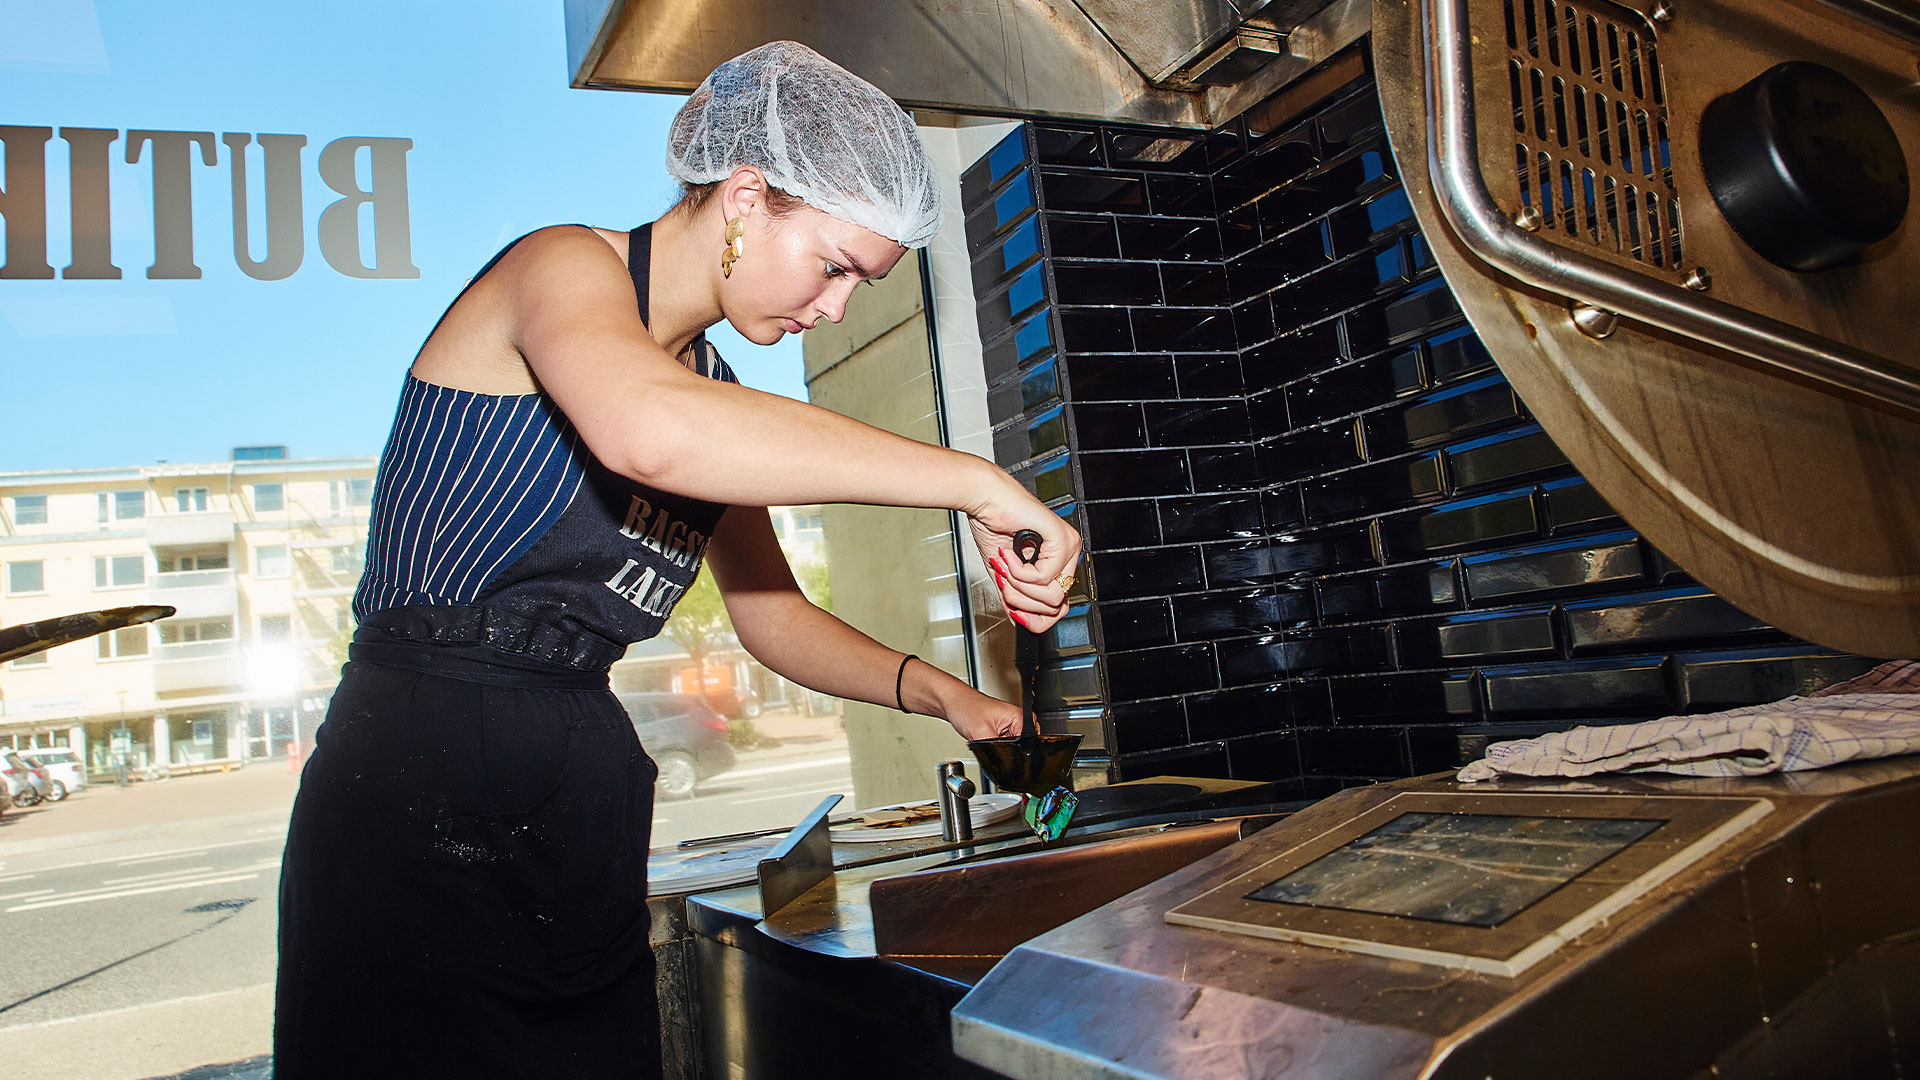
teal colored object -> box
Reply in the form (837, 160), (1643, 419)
(1023, 786), (1078, 842)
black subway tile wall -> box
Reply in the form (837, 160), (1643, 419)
(961, 56), (1874, 789)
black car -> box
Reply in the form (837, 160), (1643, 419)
(617, 692), (737, 800)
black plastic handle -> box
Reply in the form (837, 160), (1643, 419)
(1011, 529), (1042, 566)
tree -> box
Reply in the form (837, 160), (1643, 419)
(793, 560), (831, 610)
(660, 571), (734, 676)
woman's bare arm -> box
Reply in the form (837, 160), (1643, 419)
(704, 506), (1022, 741)
(500, 226), (1079, 628)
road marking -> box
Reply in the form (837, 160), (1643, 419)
(732, 784), (851, 807)
(8, 872), (262, 912)
(102, 865), (215, 886)
(721, 755), (851, 781)
(0, 874), (33, 884)
(0, 981), (272, 1032)
(22, 835), (284, 876)
(116, 849), (209, 867)
(0, 889), (52, 901)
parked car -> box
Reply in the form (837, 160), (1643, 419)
(0, 751), (50, 807)
(16, 747), (84, 801)
(617, 692), (736, 801)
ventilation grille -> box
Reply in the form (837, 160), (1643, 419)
(1502, 0), (1684, 272)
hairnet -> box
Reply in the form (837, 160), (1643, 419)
(666, 41), (943, 249)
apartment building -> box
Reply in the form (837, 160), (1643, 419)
(0, 447), (375, 776)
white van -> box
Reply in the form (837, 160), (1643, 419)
(16, 747), (84, 800)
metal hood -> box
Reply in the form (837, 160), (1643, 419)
(564, 0), (1370, 128)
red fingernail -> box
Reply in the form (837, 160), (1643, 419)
(1010, 612), (1030, 629)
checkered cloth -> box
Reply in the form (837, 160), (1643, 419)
(1457, 660), (1920, 782)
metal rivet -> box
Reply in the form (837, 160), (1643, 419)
(1514, 205), (1544, 231)
(1570, 300), (1618, 339)
(1650, 1), (1674, 22)
(1683, 266), (1711, 291)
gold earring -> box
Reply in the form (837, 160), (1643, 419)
(721, 217), (745, 278)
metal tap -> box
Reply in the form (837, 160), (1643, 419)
(937, 760), (975, 843)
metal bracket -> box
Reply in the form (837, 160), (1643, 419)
(756, 794), (843, 917)
(1421, 0), (1920, 419)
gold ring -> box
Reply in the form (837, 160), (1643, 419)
(1054, 570), (1076, 591)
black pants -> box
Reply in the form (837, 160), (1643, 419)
(275, 656), (661, 1078)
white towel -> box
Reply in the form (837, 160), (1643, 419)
(1457, 689), (1920, 783)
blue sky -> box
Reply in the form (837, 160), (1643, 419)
(0, 0), (806, 472)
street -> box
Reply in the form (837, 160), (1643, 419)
(0, 710), (855, 1079)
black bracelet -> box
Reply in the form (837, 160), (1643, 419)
(896, 653), (919, 714)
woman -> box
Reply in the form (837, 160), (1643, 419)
(273, 41), (1079, 1078)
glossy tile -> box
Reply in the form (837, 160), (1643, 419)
(1107, 128), (1211, 171)
(1173, 353), (1246, 398)
(1105, 642), (1218, 701)
(960, 127), (1031, 211)
(1033, 124), (1103, 167)
(1565, 588), (1776, 654)
(1082, 498), (1161, 549)
(1079, 448), (1190, 499)
(1098, 597), (1175, 650)
(1053, 262), (1163, 306)
(1480, 657), (1673, 718)
(1678, 648), (1876, 710)
(1114, 742), (1232, 783)
(1034, 654), (1104, 708)
(1541, 478), (1622, 533)
(1145, 173), (1216, 216)
(1162, 263), (1233, 303)
(972, 215), (1044, 294)
(1261, 420), (1365, 484)
(1302, 452), (1446, 525)
(1071, 403), (1148, 450)
(1462, 531), (1649, 602)
(1160, 492), (1264, 543)
(1332, 671), (1480, 722)
(1377, 487), (1541, 559)
(1056, 309), (1135, 353)
(1225, 731), (1303, 781)
(964, 170), (1039, 248)
(1091, 544), (1206, 600)
(1187, 683), (1302, 740)
(1040, 169), (1147, 213)
(1219, 627), (1391, 683)
(1446, 425), (1573, 492)
(1043, 213), (1122, 258)
(1363, 374), (1525, 457)
(1116, 216), (1225, 261)
(1108, 698), (1189, 753)
(1241, 321), (1345, 391)
(1132, 307), (1237, 352)
(1425, 324), (1498, 383)
(1145, 401), (1251, 447)
(1298, 727), (1410, 777)
(1064, 354), (1177, 401)
(1173, 585), (1314, 639)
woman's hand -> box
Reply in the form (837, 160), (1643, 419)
(965, 469), (1082, 635)
(940, 689), (1025, 742)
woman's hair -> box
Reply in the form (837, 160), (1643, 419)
(665, 41), (942, 248)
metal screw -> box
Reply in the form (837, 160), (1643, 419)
(1650, 1), (1674, 23)
(1514, 205), (1544, 231)
(1570, 300), (1618, 339)
(1683, 266), (1711, 291)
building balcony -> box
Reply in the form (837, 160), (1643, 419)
(150, 569), (239, 620)
(152, 640), (243, 694)
(147, 510), (236, 547)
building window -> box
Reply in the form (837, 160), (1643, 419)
(253, 483), (284, 512)
(259, 614), (293, 643)
(98, 626), (151, 660)
(98, 490), (146, 522)
(6, 561), (45, 595)
(331, 477), (373, 513)
(175, 487), (210, 512)
(159, 549), (230, 573)
(12, 495), (47, 525)
(160, 617), (235, 644)
(232, 445), (289, 461)
(331, 547), (363, 574)
(93, 555), (146, 588)
(8, 651), (48, 669)
(797, 513), (824, 532)
(255, 545), (290, 577)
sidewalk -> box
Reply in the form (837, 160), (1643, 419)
(0, 764), (301, 857)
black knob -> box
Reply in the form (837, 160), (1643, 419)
(1699, 60), (1908, 271)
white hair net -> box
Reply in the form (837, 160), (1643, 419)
(666, 41), (943, 249)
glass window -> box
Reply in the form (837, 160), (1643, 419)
(254, 483), (285, 512)
(256, 545), (290, 577)
(331, 477), (374, 513)
(260, 614), (293, 643)
(98, 626), (151, 660)
(93, 555), (145, 588)
(13, 495), (47, 525)
(6, 561), (45, 594)
(176, 487), (210, 511)
(8, 652), (48, 669)
(105, 490), (146, 520)
(160, 618), (236, 644)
